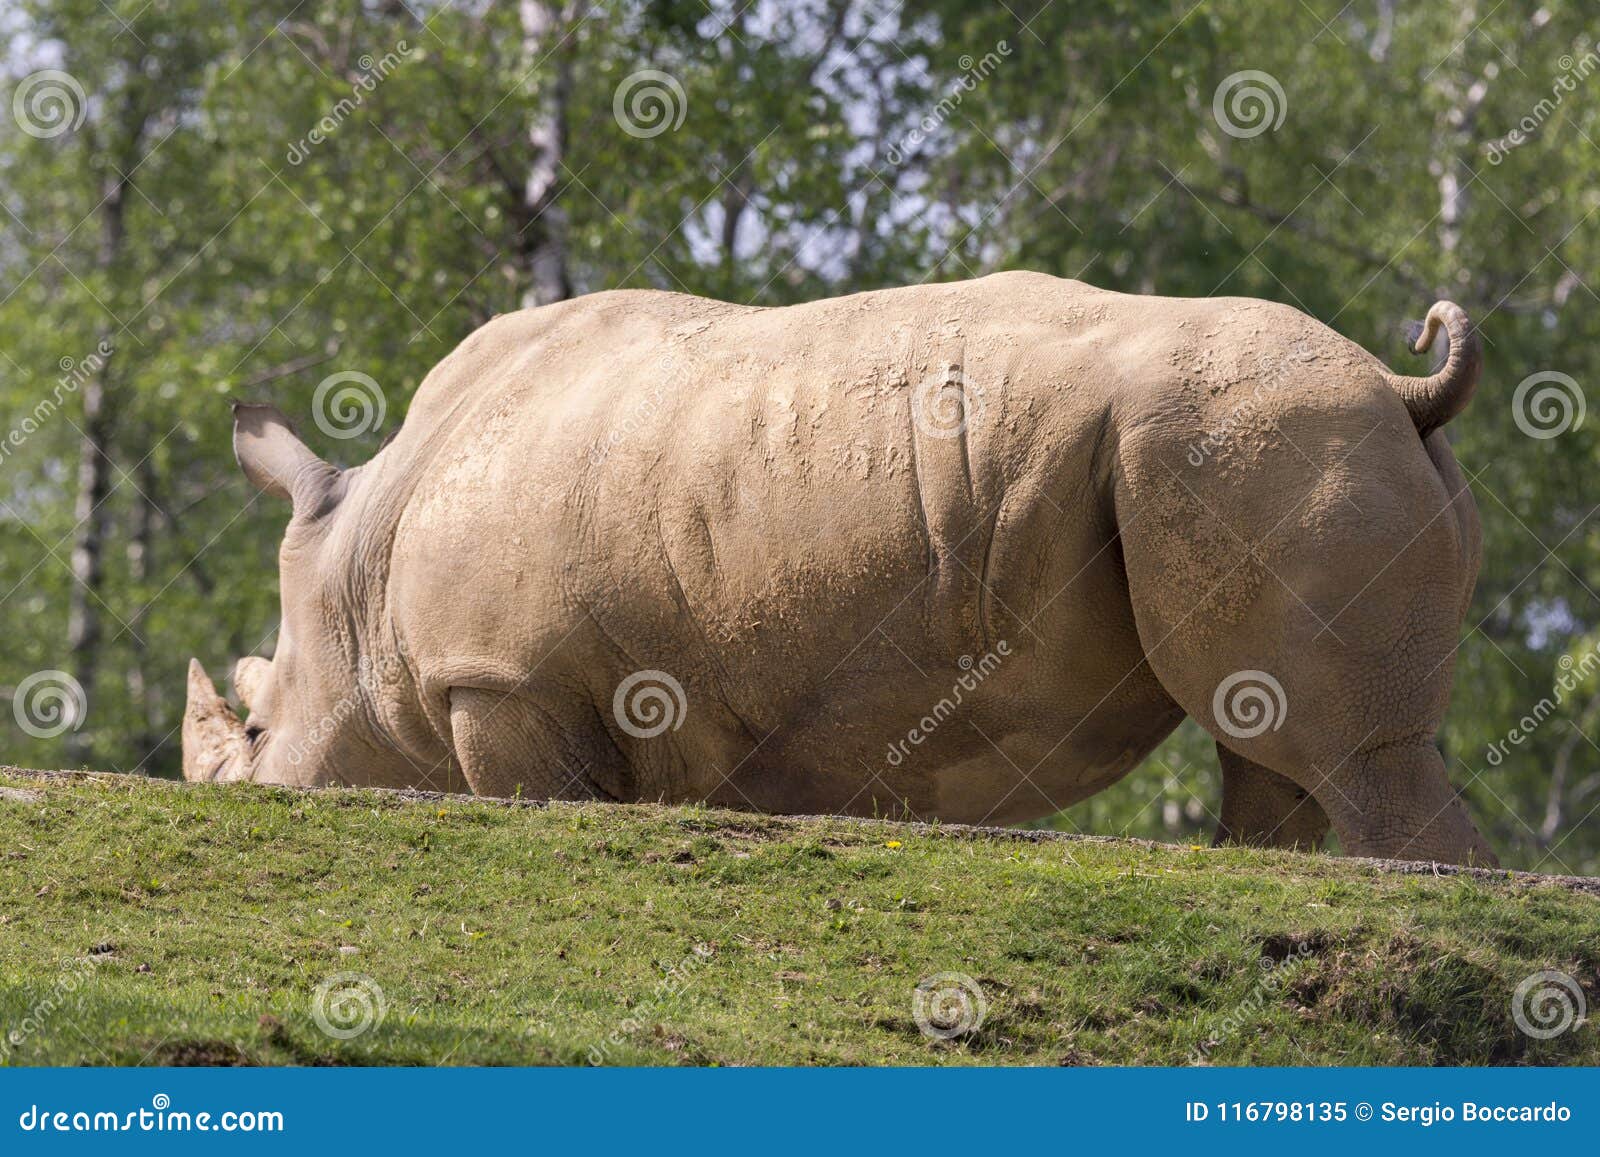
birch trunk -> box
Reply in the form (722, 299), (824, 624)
(520, 0), (572, 307)
(63, 164), (128, 767)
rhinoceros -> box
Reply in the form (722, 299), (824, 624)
(184, 271), (1496, 864)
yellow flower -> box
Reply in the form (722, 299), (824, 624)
(885, 840), (902, 849)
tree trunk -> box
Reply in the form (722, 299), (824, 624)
(718, 4), (756, 270)
(126, 458), (160, 771)
(1431, 4), (1490, 272)
(64, 367), (113, 767)
(63, 132), (134, 766)
(520, 0), (572, 307)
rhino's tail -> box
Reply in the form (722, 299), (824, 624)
(1382, 300), (1480, 437)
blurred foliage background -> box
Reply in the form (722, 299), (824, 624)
(3, 1), (1598, 872)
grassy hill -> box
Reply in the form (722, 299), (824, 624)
(1, 768), (1596, 1066)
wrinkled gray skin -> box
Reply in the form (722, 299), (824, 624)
(185, 272), (1496, 865)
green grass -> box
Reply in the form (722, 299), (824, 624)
(1, 769), (1596, 1066)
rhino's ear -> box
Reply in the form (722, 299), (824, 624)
(231, 655), (272, 715)
(232, 402), (343, 516)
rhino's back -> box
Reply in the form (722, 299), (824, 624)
(382, 275), (1121, 632)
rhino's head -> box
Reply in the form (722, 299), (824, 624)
(182, 403), (359, 786)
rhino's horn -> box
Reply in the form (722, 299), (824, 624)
(183, 658), (250, 783)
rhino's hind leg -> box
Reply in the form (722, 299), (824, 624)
(448, 687), (624, 801)
(1213, 743), (1329, 851)
(1303, 741), (1496, 865)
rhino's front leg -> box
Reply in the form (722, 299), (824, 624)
(1212, 743), (1330, 851)
(448, 687), (623, 801)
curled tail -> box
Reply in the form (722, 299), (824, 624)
(1384, 301), (1480, 436)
